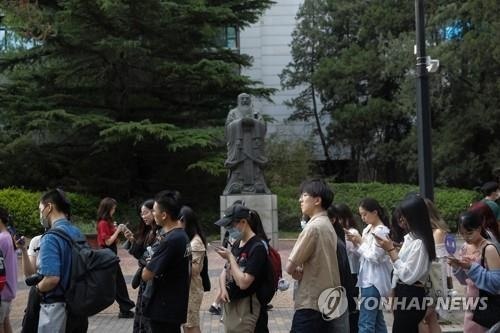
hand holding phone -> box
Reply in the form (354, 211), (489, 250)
(372, 232), (384, 240)
(209, 243), (225, 251)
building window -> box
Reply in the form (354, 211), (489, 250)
(216, 27), (239, 50)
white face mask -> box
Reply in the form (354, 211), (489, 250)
(39, 206), (50, 229)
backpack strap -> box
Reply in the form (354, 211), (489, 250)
(480, 243), (500, 268)
(45, 228), (75, 247)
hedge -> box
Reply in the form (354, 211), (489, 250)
(273, 182), (479, 232)
(0, 188), (100, 237)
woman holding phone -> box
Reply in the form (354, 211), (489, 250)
(448, 211), (500, 332)
(96, 197), (135, 319)
(375, 195), (436, 333)
(347, 198), (392, 333)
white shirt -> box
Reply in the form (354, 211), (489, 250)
(392, 233), (431, 286)
(27, 235), (42, 266)
(345, 228), (361, 274)
(356, 224), (392, 297)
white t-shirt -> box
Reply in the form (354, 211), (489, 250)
(27, 235), (42, 266)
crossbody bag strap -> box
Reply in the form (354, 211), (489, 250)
(480, 243), (499, 268)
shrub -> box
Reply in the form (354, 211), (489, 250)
(0, 188), (100, 237)
(265, 135), (314, 188)
(273, 182), (477, 232)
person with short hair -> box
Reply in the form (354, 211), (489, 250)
(141, 190), (191, 333)
(0, 206), (17, 333)
(36, 189), (88, 333)
(286, 179), (342, 332)
(481, 181), (500, 202)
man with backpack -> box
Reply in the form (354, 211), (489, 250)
(36, 189), (88, 333)
(286, 179), (343, 332)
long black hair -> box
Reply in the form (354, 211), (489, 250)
(136, 199), (157, 246)
(458, 210), (489, 239)
(180, 206), (207, 247)
(390, 205), (406, 245)
(327, 205), (346, 241)
(399, 195), (436, 261)
(359, 197), (390, 228)
(247, 209), (269, 243)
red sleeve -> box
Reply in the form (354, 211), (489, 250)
(97, 220), (115, 247)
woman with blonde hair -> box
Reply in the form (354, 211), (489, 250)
(419, 199), (451, 333)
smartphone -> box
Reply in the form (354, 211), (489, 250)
(209, 243), (225, 251)
(7, 225), (25, 246)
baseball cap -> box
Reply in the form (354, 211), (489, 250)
(215, 203), (250, 227)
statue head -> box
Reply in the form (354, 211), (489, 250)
(237, 93), (253, 116)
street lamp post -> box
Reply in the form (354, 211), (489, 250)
(415, 0), (434, 201)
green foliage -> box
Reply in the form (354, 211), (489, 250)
(273, 182), (477, 232)
(265, 135), (314, 188)
(0, 188), (41, 236)
(0, 0), (273, 198)
(280, 0), (332, 162)
(0, 188), (100, 237)
(282, 0), (500, 186)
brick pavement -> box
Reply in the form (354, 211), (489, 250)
(10, 239), (464, 332)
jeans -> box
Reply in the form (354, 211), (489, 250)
(359, 286), (387, 333)
(290, 309), (335, 333)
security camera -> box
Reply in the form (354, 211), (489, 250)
(426, 56), (440, 73)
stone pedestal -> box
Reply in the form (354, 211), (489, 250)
(220, 194), (278, 249)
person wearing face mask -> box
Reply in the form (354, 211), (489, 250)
(214, 202), (268, 332)
(36, 189), (88, 333)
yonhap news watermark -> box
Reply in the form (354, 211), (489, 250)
(357, 296), (489, 311)
(318, 287), (490, 320)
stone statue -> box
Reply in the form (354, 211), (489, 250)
(223, 93), (271, 195)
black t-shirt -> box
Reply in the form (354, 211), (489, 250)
(227, 236), (267, 300)
(144, 228), (192, 323)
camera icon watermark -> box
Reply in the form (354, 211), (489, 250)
(318, 286), (349, 321)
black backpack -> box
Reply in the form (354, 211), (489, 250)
(46, 228), (120, 316)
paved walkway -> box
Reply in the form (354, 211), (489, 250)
(10, 240), (464, 332)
